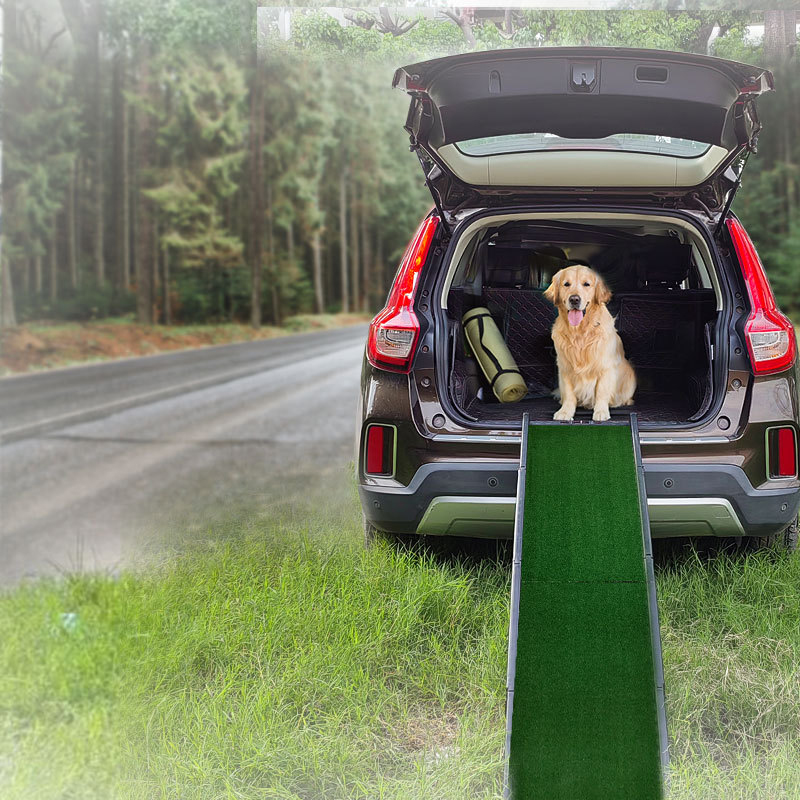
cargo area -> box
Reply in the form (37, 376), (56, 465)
(443, 217), (720, 426)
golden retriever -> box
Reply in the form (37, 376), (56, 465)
(543, 264), (636, 422)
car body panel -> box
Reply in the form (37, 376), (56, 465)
(357, 50), (796, 543)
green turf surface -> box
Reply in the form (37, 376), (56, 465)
(508, 423), (664, 799)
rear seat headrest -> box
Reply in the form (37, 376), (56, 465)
(639, 238), (692, 288)
(592, 235), (692, 291)
(485, 247), (535, 288)
(485, 245), (569, 289)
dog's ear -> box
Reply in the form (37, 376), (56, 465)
(595, 275), (612, 304)
(544, 270), (561, 305)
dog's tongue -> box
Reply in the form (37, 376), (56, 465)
(567, 309), (583, 327)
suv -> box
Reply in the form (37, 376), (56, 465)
(356, 48), (799, 549)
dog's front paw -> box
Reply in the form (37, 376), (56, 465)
(592, 407), (611, 422)
(553, 407), (575, 422)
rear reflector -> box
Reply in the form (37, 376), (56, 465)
(367, 216), (439, 372)
(365, 424), (395, 476)
(768, 427), (797, 479)
(727, 217), (796, 375)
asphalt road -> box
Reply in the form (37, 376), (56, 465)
(0, 325), (367, 584)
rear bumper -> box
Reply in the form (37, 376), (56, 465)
(359, 462), (800, 539)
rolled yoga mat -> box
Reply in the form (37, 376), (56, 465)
(462, 307), (527, 403)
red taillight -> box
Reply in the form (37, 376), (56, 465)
(768, 427), (798, 479)
(367, 216), (439, 372)
(727, 217), (796, 375)
(364, 424), (395, 476)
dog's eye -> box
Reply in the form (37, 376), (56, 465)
(583, 281), (591, 287)
(564, 281), (571, 287)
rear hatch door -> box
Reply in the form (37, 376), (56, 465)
(393, 47), (772, 214)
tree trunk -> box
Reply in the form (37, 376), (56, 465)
(34, 253), (43, 295)
(784, 121), (796, 229)
(350, 184), (360, 312)
(163, 244), (171, 325)
(504, 8), (512, 35)
(135, 46), (153, 324)
(1, 257), (16, 328)
(249, 45), (264, 329)
(266, 182), (280, 325)
(375, 229), (384, 301)
(0, 80), (14, 326)
(784, 11), (797, 60)
(129, 101), (137, 289)
(152, 212), (160, 322)
(312, 229), (324, 314)
(445, 9), (476, 48)
(74, 158), (83, 286)
(49, 215), (58, 303)
(287, 221), (295, 268)
(67, 159), (78, 288)
(360, 200), (370, 312)
(765, 10), (790, 64)
(92, 0), (105, 284)
(112, 47), (131, 290)
(339, 169), (349, 313)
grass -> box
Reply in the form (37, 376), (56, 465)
(2, 499), (800, 799)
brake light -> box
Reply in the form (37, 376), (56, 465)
(727, 217), (796, 375)
(367, 216), (439, 372)
(767, 427), (797, 479)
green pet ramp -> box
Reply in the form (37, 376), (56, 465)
(504, 413), (669, 799)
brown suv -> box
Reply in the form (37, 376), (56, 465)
(356, 48), (799, 549)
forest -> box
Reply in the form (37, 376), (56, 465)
(1, 2), (798, 329)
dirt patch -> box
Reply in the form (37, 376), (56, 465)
(0, 314), (370, 375)
(388, 710), (461, 755)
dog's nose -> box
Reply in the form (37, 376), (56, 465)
(568, 294), (581, 308)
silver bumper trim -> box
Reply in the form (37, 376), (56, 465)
(417, 495), (745, 538)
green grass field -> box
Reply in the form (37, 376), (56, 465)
(2, 498), (800, 799)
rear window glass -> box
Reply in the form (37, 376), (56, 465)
(457, 133), (711, 158)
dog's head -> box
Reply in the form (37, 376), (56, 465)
(544, 264), (611, 327)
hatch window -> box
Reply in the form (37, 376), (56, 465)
(457, 133), (711, 159)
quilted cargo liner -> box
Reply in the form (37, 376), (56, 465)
(450, 287), (716, 425)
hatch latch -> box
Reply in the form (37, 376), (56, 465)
(570, 62), (597, 93)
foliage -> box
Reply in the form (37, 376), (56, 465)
(145, 51), (247, 286)
(17, 282), (136, 322)
(734, 63), (800, 313)
(2, 40), (79, 266)
(2, 3), (798, 325)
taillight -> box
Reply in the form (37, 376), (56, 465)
(364, 424), (395, 476)
(767, 426), (797, 479)
(367, 216), (439, 372)
(727, 217), (796, 375)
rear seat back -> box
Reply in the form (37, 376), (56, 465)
(477, 287), (715, 397)
(612, 290), (716, 371)
(482, 288), (557, 395)
(592, 235), (693, 293)
(475, 236), (715, 398)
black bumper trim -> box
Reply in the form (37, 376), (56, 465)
(359, 461), (800, 538)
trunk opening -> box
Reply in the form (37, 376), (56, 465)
(442, 214), (721, 427)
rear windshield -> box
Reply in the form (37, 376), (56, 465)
(457, 133), (711, 158)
